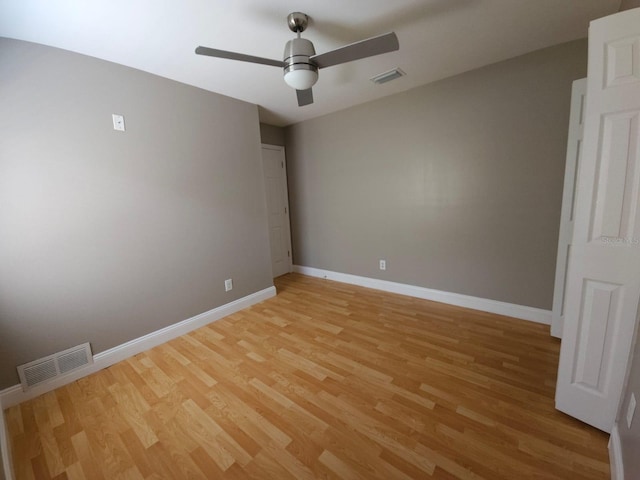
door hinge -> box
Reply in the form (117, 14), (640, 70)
(281, 161), (284, 168)
(284, 206), (287, 214)
(288, 250), (290, 257)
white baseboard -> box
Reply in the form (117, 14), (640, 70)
(609, 424), (624, 480)
(0, 286), (276, 411)
(293, 265), (551, 325)
(550, 313), (564, 339)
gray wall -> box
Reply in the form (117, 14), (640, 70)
(0, 38), (273, 389)
(285, 39), (587, 310)
(620, 0), (640, 10)
(618, 314), (640, 478)
(260, 123), (286, 146)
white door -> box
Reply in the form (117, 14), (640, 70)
(551, 78), (586, 339)
(262, 144), (293, 278)
(556, 7), (640, 433)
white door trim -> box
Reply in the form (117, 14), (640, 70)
(608, 424), (624, 480)
(0, 406), (13, 480)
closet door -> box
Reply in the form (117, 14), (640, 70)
(262, 145), (293, 278)
(556, 7), (640, 433)
(551, 78), (586, 339)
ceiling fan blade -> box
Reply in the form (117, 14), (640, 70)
(195, 46), (284, 68)
(296, 88), (314, 107)
(310, 32), (399, 69)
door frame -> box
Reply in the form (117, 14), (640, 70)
(261, 143), (294, 277)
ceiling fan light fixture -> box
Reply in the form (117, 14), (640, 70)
(284, 65), (318, 90)
(283, 37), (318, 90)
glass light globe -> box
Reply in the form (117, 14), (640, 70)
(284, 69), (318, 90)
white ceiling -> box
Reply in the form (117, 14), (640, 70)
(0, 0), (622, 126)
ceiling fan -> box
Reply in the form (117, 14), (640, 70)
(195, 12), (399, 107)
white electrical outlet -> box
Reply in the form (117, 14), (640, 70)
(627, 393), (636, 428)
(112, 114), (125, 131)
(379, 259), (386, 271)
(224, 279), (233, 292)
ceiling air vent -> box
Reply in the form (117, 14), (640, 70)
(17, 343), (93, 391)
(370, 68), (406, 85)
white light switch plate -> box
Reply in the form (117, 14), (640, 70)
(224, 279), (233, 292)
(112, 114), (125, 131)
(627, 393), (636, 428)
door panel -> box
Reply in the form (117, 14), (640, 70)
(590, 111), (640, 241)
(551, 78), (586, 338)
(573, 278), (621, 391)
(556, 8), (640, 433)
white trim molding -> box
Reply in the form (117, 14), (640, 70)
(1, 401), (13, 480)
(609, 424), (624, 480)
(293, 265), (551, 325)
(0, 286), (276, 412)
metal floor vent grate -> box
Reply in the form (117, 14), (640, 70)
(17, 343), (93, 391)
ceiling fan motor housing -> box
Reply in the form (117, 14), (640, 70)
(283, 38), (318, 90)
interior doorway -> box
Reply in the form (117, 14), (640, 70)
(261, 144), (293, 278)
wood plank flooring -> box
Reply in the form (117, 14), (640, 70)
(4, 273), (610, 479)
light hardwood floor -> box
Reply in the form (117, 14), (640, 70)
(5, 273), (609, 479)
